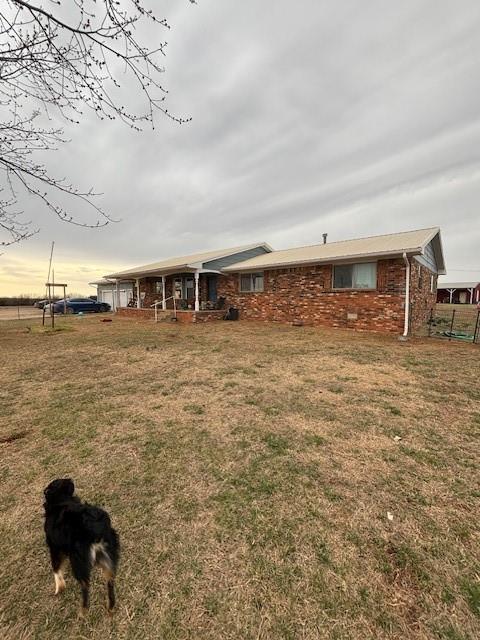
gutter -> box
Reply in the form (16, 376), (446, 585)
(403, 252), (410, 337)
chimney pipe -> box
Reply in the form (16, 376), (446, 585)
(322, 233), (328, 244)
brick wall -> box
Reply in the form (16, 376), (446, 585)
(120, 258), (437, 335)
(116, 307), (224, 324)
(116, 307), (155, 320)
(218, 259), (410, 334)
(409, 260), (437, 332)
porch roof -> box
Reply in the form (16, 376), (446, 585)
(104, 242), (272, 279)
(437, 282), (479, 290)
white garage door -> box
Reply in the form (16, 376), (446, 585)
(102, 290), (114, 309)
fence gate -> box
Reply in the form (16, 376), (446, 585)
(427, 306), (480, 343)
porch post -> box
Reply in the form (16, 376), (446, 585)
(194, 271), (200, 311)
(469, 288), (473, 304)
(136, 278), (141, 309)
(162, 276), (166, 310)
(115, 279), (120, 311)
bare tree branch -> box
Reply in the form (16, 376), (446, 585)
(0, 0), (194, 246)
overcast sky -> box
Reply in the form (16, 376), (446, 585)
(2, 0), (480, 295)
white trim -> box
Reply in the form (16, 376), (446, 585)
(136, 278), (141, 309)
(446, 288), (456, 304)
(194, 271), (200, 311)
(162, 276), (166, 310)
(403, 253), (410, 337)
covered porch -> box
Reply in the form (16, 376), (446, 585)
(112, 269), (227, 322)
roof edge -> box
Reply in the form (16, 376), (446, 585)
(223, 248), (422, 272)
(104, 242), (273, 279)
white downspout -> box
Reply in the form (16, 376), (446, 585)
(194, 271), (200, 311)
(136, 278), (141, 309)
(403, 252), (410, 337)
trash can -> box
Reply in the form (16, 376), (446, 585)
(225, 307), (239, 321)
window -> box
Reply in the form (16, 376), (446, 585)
(185, 277), (194, 298)
(155, 280), (163, 294)
(333, 263), (376, 289)
(240, 272), (264, 292)
(174, 278), (182, 299)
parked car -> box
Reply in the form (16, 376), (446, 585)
(34, 299), (49, 309)
(50, 298), (111, 314)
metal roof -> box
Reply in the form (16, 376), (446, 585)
(437, 282), (479, 289)
(89, 278), (115, 285)
(223, 227), (445, 272)
(105, 242), (272, 279)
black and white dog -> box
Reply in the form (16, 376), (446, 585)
(43, 478), (120, 614)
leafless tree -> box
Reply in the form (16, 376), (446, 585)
(0, 0), (194, 246)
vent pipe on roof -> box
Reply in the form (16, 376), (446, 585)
(322, 233), (328, 244)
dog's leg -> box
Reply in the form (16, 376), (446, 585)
(70, 550), (91, 615)
(107, 578), (115, 613)
(104, 571), (116, 614)
(49, 548), (66, 595)
(79, 580), (90, 615)
(97, 552), (116, 613)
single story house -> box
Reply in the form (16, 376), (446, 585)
(101, 227), (445, 335)
(436, 282), (480, 305)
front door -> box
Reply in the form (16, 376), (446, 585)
(207, 275), (218, 303)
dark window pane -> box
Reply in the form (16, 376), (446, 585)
(240, 274), (251, 291)
(333, 265), (352, 288)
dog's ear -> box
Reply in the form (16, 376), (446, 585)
(44, 478), (75, 500)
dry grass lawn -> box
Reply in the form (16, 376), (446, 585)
(0, 316), (479, 640)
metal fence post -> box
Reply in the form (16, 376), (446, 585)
(474, 310), (480, 344)
(448, 309), (456, 341)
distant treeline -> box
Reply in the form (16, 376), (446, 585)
(0, 293), (87, 306)
(0, 296), (51, 306)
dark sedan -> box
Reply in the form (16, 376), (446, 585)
(50, 298), (111, 314)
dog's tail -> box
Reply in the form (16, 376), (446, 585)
(91, 529), (120, 575)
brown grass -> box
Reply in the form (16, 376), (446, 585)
(0, 316), (479, 640)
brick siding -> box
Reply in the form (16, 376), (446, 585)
(121, 257), (437, 335)
(116, 307), (155, 320)
(409, 260), (437, 332)
(218, 258), (412, 334)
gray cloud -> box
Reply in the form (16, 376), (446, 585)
(2, 0), (480, 294)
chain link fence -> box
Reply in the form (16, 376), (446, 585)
(425, 305), (480, 343)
